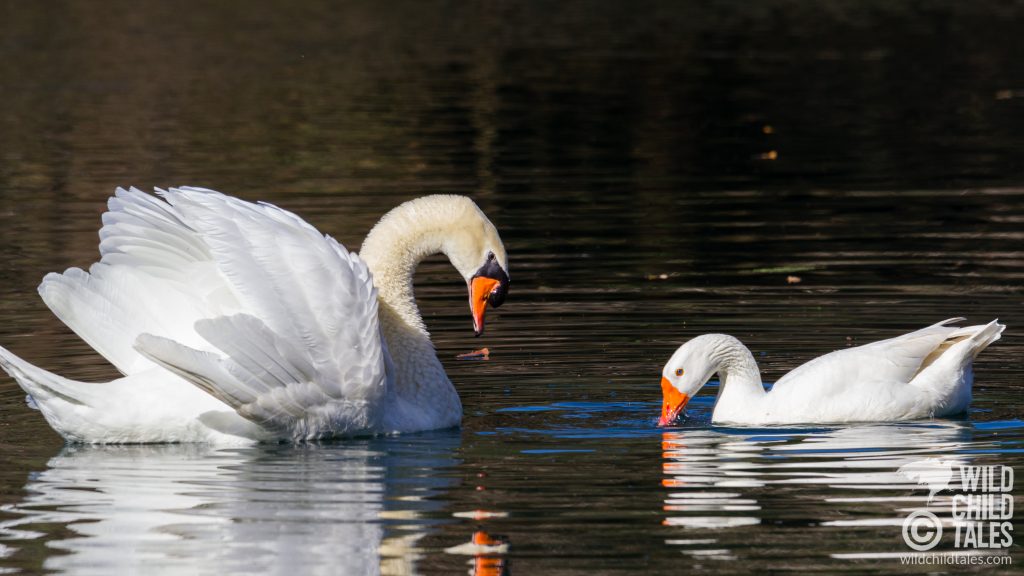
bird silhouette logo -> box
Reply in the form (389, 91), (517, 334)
(898, 458), (956, 503)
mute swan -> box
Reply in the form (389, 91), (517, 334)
(658, 319), (1004, 426)
(0, 187), (510, 443)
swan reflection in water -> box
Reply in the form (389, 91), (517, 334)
(444, 530), (510, 576)
(660, 421), (985, 560)
(0, 431), (462, 575)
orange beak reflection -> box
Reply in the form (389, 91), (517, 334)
(470, 531), (509, 576)
(658, 376), (690, 426)
(470, 276), (500, 336)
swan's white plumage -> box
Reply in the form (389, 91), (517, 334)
(39, 187), (234, 376)
(132, 188), (391, 439)
(0, 187), (506, 443)
(661, 319), (1005, 426)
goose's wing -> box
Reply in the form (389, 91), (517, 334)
(772, 319), (963, 392)
(117, 187), (391, 437)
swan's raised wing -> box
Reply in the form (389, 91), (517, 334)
(772, 319), (963, 392)
(121, 187), (392, 438)
(39, 187), (236, 375)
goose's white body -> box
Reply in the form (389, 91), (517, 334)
(0, 187), (508, 444)
(660, 319), (1005, 426)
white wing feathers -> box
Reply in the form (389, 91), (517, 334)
(43, 186), (390, 439)
(161, 189), (379, 381)
(39, 187), (226, 375)
(39, 266), (153, 376)
(773, 318), (966, 392)
(100, 187), (212, 273)
(136, 315), (355, 433)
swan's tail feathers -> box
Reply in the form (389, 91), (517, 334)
(0, 344), (102, 428)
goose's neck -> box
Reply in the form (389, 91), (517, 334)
(708, 336), (766, 413)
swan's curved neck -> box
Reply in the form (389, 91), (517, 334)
(707, 336), (766, 413)
(361, 213), (447, 336)
(358, 197), (475, 430)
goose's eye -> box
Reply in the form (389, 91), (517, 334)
(675, 368), (684, 377)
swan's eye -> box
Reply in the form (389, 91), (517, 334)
(675, 368), (684, 377)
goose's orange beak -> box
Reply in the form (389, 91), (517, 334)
(658, 376), (689, 426)
(470, 276), (501, 336)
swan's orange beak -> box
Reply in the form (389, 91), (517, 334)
(470, 276), (501, 336)
(469, 253), (508, 337)
(658, 376), (689, 426)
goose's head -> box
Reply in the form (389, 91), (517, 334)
(657, 335), (719, 426)
(442, 204), (509, 337)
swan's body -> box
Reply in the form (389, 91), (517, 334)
(658, 319), (1004, 426)
(0, 187), (509, 444)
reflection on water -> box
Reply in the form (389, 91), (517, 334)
(463, 401), (1022, 573)
(1, 402), (1021, 573)
(661, 420), (1021, 565)
(0, 434), (461, 575)
(445, 531), (510, 576)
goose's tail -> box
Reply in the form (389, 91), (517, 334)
(949, 319), (1005, 358)
(910, 319), (1005, 416)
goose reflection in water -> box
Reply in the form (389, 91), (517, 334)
(660, 422), (983, 560)
(0, 432), (461, 575)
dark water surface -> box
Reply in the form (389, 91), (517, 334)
(1, 2), (1022, 574)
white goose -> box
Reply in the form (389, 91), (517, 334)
(0, 187), (510, 444)
(658, 319), (1004, 426)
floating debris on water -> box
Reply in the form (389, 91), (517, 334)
(457, 348), (490, 360)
